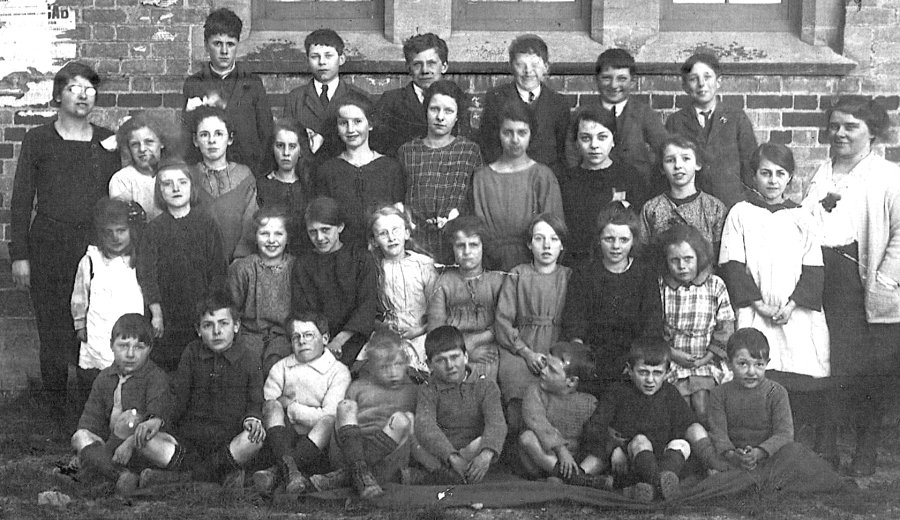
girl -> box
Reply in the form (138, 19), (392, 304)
(109, 113), (171, 221)
(227, 205), (295, 376)
(368, 205), (437, 372)
(71, 198), (146, 404)
(399, 80), (484, 262)
(562, 203), (664, 396)
(257, 119), (313, 256)
(292, 197), (377, 367)
(640, 136), (727, 254)
(10, 62), (120, 415)
(658, 224), (734, 424)
(472, 102), (564, 271)
(189, 105), (259, 261)
(315, 93), (405, 246)
(495, 213), (571, 429)
(137, 158), (227, 372)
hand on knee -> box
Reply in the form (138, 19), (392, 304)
(336, 399), (358, 425)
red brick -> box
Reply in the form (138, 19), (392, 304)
(131, 77), (153, 92)
(13, 112), (53, 125)
(0, 144), (12, 159)
(886, 147), (900, 164)
(3, 128), (26, 142)
(576, 94), (601, 107)
(769, 130), (792, 144)
(650, 94), (674, 110)
(152, 42), (191, 60)
(82, 42), (130, 59)
(721, 95), (745, 109)
(117, 93), (162, 107)
(747, 95), (792, 109)
(783, 112), (825, 128)
(95, 93), (117, 107)
(102, 77), (130, 92)
(121, 59), (165, 75)
(793, 95), (818, 110)
(81, 9), (127, 24)
(92, 24), (116, 40)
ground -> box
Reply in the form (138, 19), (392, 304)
(1, 386), (900, 520)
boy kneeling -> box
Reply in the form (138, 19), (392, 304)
(309, 329), (418, 498)
(415, 326), (507, 484)
(518, 342), (610, 488)
(71, 314), (180, 494)
(582, 338), (710, 502)
(253, 311), (351, 494)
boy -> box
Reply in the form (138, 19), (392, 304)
(705, 328), (844, 492)
(167, 290), (266, 486)
(518, 342), (608, 488)
(252, 311), (351, 494)
(416, 325), (507, 484)
(565, 48), (669, 191)
(182, 8), (273, 177)
(372, 33), (453, 157)
(561, 107), (648, 263)
(308, 329), (418, 499)
(665, 53), (757, 208)
(284, 29), (369, 162)
(478, 34), (570, 178)
(70, 313), (180, 494)
(581, 338), (700, 502)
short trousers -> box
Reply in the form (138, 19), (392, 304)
(673, 375), (715, 397)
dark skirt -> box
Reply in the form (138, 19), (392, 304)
(821, 244), (870, 378)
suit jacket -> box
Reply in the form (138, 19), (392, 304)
(372, 82), (426, 157)
(284, 79), (369, 162)
(565, 99), (669, 190)
(665, 104), (757, 208)
(182, 63), (274, 177)
(478, 82), (571, 177)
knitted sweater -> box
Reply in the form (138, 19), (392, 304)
(521, 383), (597, 453)
(708, 378), (794, 457)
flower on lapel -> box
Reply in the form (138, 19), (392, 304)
(719, 115), (728, 125)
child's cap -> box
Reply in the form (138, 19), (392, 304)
(111, 313), (154, 346)
(595, 48), (636, 76)
(508, 34), (549, 63)
(680, 52), (721, 77)
(548, 341), (595, 384)
(204, 8), (242, 42)
(304, 28), (345, 55)
(194, 288), (240, 324)
(626, 336), (670, 368)
(571, 106), (617, 141)
(425, 325), (466, 360)
(726, 327), (770, 361)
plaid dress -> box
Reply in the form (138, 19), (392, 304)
(659, 272), (735, 381)
(399, 137), (483, 261)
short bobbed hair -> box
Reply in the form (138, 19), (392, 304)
(594, 202), (642, 260)
(726, 327), (770, 361)
(304, 196), (345, 228)
(52, 62), (100, 108)
(825, 97), (891, 142)
(425, 325), (466, 360)
(154, 157), (201, 211)
(657, 224), (714, 277)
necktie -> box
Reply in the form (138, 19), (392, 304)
(108, 374), (130, 432)
(610, 105), (618, 134)
(700, 110), (712, 128)
(319, 84), (329, 107)
(528, 91), (535, 104)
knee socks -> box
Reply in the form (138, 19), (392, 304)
(336, 424), (366, 465)
(292, 434), (326, 472)
(364, 431), (399, 466)
(659, 448), (686, 476)
(632, 450), (658, 485)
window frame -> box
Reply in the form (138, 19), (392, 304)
(450, 0), (591, 32)
(251, 0), (385, 32)
(659, 0), (801, 32)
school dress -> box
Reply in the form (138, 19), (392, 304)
(427, 269), (505, 381)
(314, 155), (406, 247)
(182, 63), (274, 176)
(373, 251), (438, 371)
(291, 245), (378, 366)
(9, 121), (120, 400)
(472, 162), (564, 271)
(560, 162), (649, 264)
(189, 162), (259, 262)
(137, 209), (227, 371)
(108, 165), (163, 221)
(639, 191), (727, 251)
(71, 246), (145, 370)
(665, 105), (757, 208)
(562, 258), (664, 389)
(719, 199), (829, 378)
(399, 136), (484, 262)
(256, 171), (312, 255)
(495, 263), (572, 402)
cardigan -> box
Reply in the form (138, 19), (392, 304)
(182, 63), (274, 176)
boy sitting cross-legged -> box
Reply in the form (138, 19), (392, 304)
(69, 313), (181, 495)
(518, 341), (610, 488)
(307, 329), (419, 499)
(581, 337), (713, 502)
(252, 311), (351, 494)
(148, 290), (266, 488)
(415, 325), (508, 484)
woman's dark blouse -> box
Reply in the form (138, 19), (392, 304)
(9, 122), (120, 260)
(563, 257), (664, 379)
(292, 244), (377, 339)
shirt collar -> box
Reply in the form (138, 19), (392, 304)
(603, 99), (628, 114)
(282, 349), (338, 374)
(428, 365), (476, 389)
(516, 84), (541, 103)
(197, 340), (243, 363)
(314, 77), (340, 99)
(209, 62), (236, 80)
(412, 83), (425, 104)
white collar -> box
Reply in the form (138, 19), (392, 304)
(603, 99), (628, 114)
(413, 83), (425, 104)
(314, 77), (340, 99)
(516, 84), (541, 103)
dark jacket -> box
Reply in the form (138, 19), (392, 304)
(283, 79), (369, 162)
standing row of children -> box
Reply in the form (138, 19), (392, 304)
(42, 5), (856, 504)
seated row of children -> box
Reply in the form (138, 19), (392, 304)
(73, 300), (840, 503)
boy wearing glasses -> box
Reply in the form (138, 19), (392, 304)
(253, 311), (351, 494)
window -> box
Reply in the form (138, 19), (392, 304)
(451, 0), (591, 31)
(251, 0), (385, 32)
(660, 0), (800, 32)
